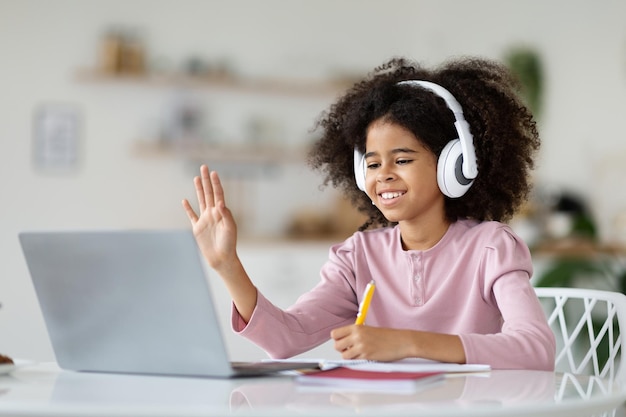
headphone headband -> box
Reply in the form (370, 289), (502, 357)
(397, 80), (478, 179)
(397, 80), (464, 115)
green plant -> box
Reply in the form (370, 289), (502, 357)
(505, 46), (543, 118)
(534, 213), (623, 289)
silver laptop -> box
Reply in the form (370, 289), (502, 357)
(19, 230), (318, 378)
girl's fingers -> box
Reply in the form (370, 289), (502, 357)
(194, 176), (206, 212)
(187, 165), (225, 220)
(330, 325), (351, 340)
(210, 170), (225, 206)
(200, 165), (215, 209)
(181, 199), (199, 223)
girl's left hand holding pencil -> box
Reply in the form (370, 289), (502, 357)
(330, 325), (416, 362)
(331, 325), (467, 364)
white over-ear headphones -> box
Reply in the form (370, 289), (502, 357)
(354, 80), (478, 198)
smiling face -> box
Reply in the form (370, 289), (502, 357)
(363, 119), (447, 228)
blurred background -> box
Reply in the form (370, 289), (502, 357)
(2, 0), (626, 361)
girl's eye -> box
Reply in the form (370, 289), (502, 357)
(366, 162), (380, 170)
(397, 159), (412, 165)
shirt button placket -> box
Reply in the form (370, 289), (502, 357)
(411, 253), (424, 306)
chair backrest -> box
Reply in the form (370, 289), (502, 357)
(534, 287), (626, 381)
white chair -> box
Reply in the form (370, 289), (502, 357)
(534, 287), (626, 381)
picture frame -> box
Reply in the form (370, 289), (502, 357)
(32, 104), (81, 171)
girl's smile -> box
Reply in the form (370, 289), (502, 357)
(377, 189), (406, 208)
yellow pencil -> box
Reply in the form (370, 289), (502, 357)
(355, 280), (376, 325)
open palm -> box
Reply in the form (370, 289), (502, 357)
(182, 165), (238, 271)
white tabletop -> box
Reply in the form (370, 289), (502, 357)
(1, 362), (625, 417)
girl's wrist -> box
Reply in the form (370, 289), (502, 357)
(214, 255), (244, 281)
(405, 330), (425, 358)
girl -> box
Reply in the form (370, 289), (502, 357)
(182, 56), (556, 370)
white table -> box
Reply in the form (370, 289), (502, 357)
(1, 362), (625, 417)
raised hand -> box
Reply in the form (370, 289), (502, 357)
(182, 165), (257, 322)
(182, 165), (238, 272)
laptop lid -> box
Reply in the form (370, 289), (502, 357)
(19, 230), (316, 378)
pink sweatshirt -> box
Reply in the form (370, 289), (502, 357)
(232, 219), (556, 370)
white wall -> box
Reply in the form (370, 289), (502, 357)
(1, 0), (626, 361)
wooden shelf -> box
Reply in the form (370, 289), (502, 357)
(132, 140), (308, 164)
(75, 69), (352, 97)
(77, 67), (345, 170)
(532, 237), (626, 258)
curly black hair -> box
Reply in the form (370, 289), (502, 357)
(307, 56), (540, 231)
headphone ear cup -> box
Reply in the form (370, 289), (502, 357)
(437, 139), (474, 198)
(353, 149), (367, 192)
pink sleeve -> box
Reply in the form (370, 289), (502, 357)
(460, 228), (556, 370)
(230, 243), (360, 359)
(460, 278), (555, 370)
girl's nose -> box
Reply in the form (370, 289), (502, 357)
(376, 164), (396, 183)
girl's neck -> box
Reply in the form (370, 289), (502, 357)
(399, 217), (452, 251)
